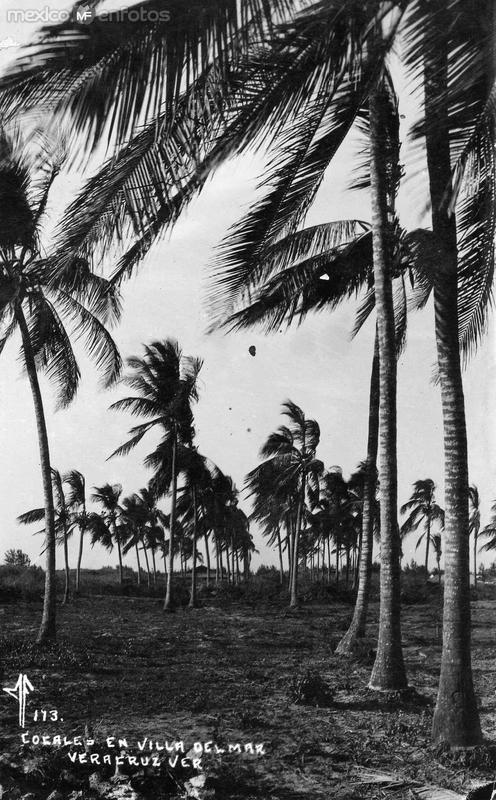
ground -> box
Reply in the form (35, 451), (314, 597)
(1, 595), (495, 799)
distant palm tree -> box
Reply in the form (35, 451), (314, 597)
(64, 470), (109, 592)
(18, 468), (72, 604)
(400, 480), (445, 578)
(109, 339), (202, 610)
(92, 483), (124, 584)
(479, 503), (496, 558)
(247, 400), (323, 608)
(468, 486), (481, 589)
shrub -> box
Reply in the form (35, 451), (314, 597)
(0, 564), (47, 601)
(288, 670), (334, 707)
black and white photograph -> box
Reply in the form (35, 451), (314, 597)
(0, 1), (494, 798)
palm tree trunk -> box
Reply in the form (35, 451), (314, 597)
(142, 543), (151, 588)
(368, 82), (407, 691)
(135, 542), (141, 585)
(112, 519), (123, 585)
(62, 523), (70, 605)
(164, 428), (177, 611)
(423, 0), (482, 744)
(425, 513), (431, 578)
(290, 475), (305, 609)
(335, 535), (340, 588)
(473, 536), (477, 589)
(337, 338), (379, 654)
(76, 527), (84, 593)
(151, 548), (157, 586)
(276, 526), (284, 586)
(16, 306), (57, 643)
(189, 484), (198, 608)
(204, 533), (211, 587)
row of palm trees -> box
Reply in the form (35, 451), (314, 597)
(0, 0), (492, 749)
(19, 338), (255, 609)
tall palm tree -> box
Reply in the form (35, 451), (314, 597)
(92, 483), (124, 584)
(468, 485), (481, 589)
(247, 400), (323, 608)
(0, 129), (122, 642)
(400, 479), (445, 578)
(109, 339), (202, 610)
(404, 0), (493, 747)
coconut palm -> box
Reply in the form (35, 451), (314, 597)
(175, 449), (224, 607)
(248, 400), (323, 608)
(468, 485), (481, 589)
(92, 483), (125, 584)
(0, 129), (121, 642)
(109, 339), (202, 610)
(17, 468), (73, 604)
(64, 470), (109, 592)
(400, 480), (445, 578)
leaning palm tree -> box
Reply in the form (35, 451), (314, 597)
(468, 485), (481, 589)
(0, 128), (122, 642)
(92, 483), (124, 584)
(400, 479), (445, 578)
(109, 339), (202, 610)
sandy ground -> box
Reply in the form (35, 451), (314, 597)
(0, 596), (495, 799)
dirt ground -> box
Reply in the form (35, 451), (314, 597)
(1, 596), (496, 799)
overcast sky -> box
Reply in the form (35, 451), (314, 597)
(0, 0), (494, 575)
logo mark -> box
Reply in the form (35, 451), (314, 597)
(75, 5), (95, 24)
(3, 674), (34, 728)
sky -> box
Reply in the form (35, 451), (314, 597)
(0, 0), (494, 575)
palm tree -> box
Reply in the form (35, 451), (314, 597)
(119, 494), (146, 585)
(247, 400), (323, 608)
(407, 0), (492, 747)
(64, 470), (109, 592)
(0, 129), (122, 642)
(92, 483), (124, 584)
(400, 480), (445, 578)
(468, 485), (481, 589)
(109, 339), (202, 610)
(17, 468), (72, 604)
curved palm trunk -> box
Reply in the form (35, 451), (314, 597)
(368, 83), (407, 691)
(164, 429), (177, 611)
(423, 1), (482, 745)
(16, 306), (57, 643)
(337, 337), (379, 654)
(189, 484), (198, 608)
